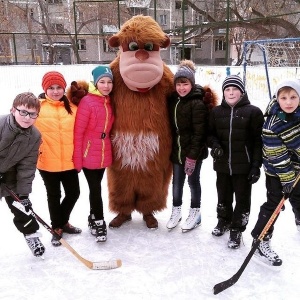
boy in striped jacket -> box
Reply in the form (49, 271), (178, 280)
(251, 79), (300, 267)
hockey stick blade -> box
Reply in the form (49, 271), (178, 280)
(3, 184), (122, 270)
(213, 240), (259, 294)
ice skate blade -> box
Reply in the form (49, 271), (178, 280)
(36, 255), (45, 260)
(181, 223), (201, 233)
(253, 255), (282, 271)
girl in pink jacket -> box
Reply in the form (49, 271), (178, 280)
(73, 66), (114, 242)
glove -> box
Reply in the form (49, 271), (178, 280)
(282, 182), (294, 199)
(184, 158), (196, 176)
(0, 173), (5, 183)
(210, 147), (224, 159)
(70, 81), (87, 106)
(19, 195), (32, 212)
(247, 167), (260, 184)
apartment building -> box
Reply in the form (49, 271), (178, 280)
(0, 0), (227, 65)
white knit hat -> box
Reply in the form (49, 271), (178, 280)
(274, 79), (300, 98)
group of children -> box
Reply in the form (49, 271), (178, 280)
(1, 60), (300, 269)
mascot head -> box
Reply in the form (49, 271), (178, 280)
(109, 15), (170, 92)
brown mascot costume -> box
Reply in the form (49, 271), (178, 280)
(107, 15), (174, 229)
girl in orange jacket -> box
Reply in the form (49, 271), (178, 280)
(35, 71), (81, 247)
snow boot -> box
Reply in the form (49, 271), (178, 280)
(25, 232), (45, 257)
(228, 229), (242, 249)
(212, 219), (229, 237)
(95, 220), (107, 242)
(166, 206), (182, 230)
(51, 228), (63, 247)
(109, 213), (132, 228)
(181, 208), (201, 232)
(253, 234), (282, 267)
(62, 222), (82, 234)
(143, 213), (158, 229)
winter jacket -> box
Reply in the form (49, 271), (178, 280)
(208, 93), (264, 175)
(262, 97), (300, 186)
(34, 95), (77, 172)
(73, 82), (114, 171)
(168, 84), (217, 164)
(0, 114), (41, 197)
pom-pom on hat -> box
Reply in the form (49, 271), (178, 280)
(92, 66), (113, 86)
(222, 75), (245, 95)
(174, 60), (196, 87)
(274, 79), (300, 98)
(42, 71), (67, 92)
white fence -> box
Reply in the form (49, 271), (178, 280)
(1, 64), (300, 113)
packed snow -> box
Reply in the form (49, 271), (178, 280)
(1, 65), (300, 300)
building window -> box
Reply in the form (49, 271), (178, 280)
(175, 1), (188, 10)
(77, 39), (86, 51)
(52, 23), (64, 33)
(26, 38), (37, 50)
(215, 39), (226, 51)
(103, 40), (117, 53)
(75, 10), (83, 22)
(47, 0), (63, 4)
(195, 14), (203, 24)
(195, 39), (202, 49)
(159, 14), (167, 26)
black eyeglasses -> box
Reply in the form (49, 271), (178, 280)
(14, 107), (39, 119)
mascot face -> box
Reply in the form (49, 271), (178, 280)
(119, 42), (164, 92)
(109, 15), (170, 93)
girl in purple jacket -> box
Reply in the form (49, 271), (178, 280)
(73, 66), (114, 242)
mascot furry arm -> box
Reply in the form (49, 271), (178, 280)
(107, 15), (174, 229)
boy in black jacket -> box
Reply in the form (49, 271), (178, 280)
(0, 92), (45, 257)
(208, 75), (264, 249)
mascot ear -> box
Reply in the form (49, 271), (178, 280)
(109, 35), (120, 48)
(161, 35), (170, 48)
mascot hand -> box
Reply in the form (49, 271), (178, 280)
(70, 81), (87, 106)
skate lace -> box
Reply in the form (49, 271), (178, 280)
(259, 241), (278, 259)
(170, 207), (181, 221)
(186, 208), (200, 225)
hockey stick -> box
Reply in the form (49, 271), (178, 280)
(2, 184), (122, 270)
(213, 175), (300, 295)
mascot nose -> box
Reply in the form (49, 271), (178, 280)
(135, 49), (149, 61)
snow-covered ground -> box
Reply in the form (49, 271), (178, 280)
(1, 66), (300, 300)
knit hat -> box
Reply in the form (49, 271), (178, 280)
(174, 65), (195, 87)
(274, 79), (300, 98)
(222, 75), (245, 95)
(92, 66), (113, 85)
(42, 71), (67, 92)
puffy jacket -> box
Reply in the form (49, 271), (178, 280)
(35, 95), (77, 172)
(208, 93), (264, 175)
(262, 97), (300, 186)
(0, 114), (41, 197)
(168, 84), (217, 164)
(73, 83), (114, 171)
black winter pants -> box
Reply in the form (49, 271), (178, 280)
(216, 172), (252, 232)
(251, 175), (300, 239)
(83, 168), (105, 220)
(5, 196), (39, 235)
(39, 169), (80, 229)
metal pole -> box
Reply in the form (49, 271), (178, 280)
(182, 0), (185, 59)
(225, 0), (230, 65)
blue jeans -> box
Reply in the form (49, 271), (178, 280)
(172, 161), (202, 208)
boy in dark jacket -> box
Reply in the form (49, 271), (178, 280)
(167, 60), (217, 232)
(0, 92), (45, 257)
(208, 75), (264, 249)
(251, 79), (300, 267)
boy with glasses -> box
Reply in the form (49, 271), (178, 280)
(0, 92), (45, 258)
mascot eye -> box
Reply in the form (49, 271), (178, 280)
(128, 42), (139, 51)
(144, 43), (154, 51)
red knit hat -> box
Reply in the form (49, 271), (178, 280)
(42, 71), (67, 92)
